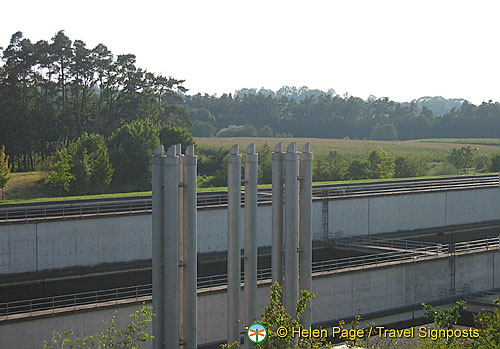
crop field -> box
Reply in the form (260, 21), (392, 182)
(195, 137), (500, 159)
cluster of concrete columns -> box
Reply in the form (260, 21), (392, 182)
(152, 144), (197, 349)
(227, 142), (313, 344)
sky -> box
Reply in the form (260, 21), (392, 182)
(1, 0), (499, 104)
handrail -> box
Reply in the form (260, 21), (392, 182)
(1, 236), (498, 319)
(0, 175), (498, 223)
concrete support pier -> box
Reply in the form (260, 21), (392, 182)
(227, 145), (242, 344)
(283, 142), (299, 316)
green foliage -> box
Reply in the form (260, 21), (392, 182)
(0, 31), (186, 171)
(368, 149), (395, 179)
(346, 159), (370, 180)
(0, 145), (12, 199)
(47, 148), (75, 194)
(370, 123), (398, 141)
(423, 300), (466, 330)
(159, 124), (195, 151)
(418, 300), (467, 348)
(394, 156), (427, 178)
(490, 153), (500, 172)
(222, 282), (329, 348)
(68, 133), (114, 194)
(258, 144), (272, 184)
(189, 120), (216, 137)
(470, 299), (500, 348)
(419, 299), (500, 348)
(313, 150), (347, 181)
(109, 119), (160, 192)
(258, 125), (273, 137)
(447, 146), (476, 172)
(41, 304), (154, 348)
(197, 146), (228, 188)
(216, 124), (258, 137)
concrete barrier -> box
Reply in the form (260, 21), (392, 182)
(0, 188), (499, 275)
(2, 249), (499, 347)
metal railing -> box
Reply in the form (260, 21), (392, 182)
(1, 175), (498, 223)
(333, 235), (438, 251)
(1, 236), (498, 319)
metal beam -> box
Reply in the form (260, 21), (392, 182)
(177, 144), (184, 344)
(182, 145), (197, 348)
(164, 145), (180, 348)
(244, 144), (258, 331)
(152, 145), (164, 349)
(299, 143), (313, 328)
(272, 143), (284, 286)
(283, 142), (299, 317)
(227, 144), (242, 344)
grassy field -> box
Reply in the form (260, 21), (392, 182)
(195, 137), (500, 158)
(417, 138), (500, 146)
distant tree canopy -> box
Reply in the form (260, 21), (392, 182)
(184, 91), (500, 142)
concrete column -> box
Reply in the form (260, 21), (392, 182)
(244, 144), (258, 330)
(299, 143), (313, 328)
(164, 145), (179, 348)
(283, 142), (299, 317)
(227, 144), (242, 344)
(272, 143), (284, 286)
(182, 145), (197, 348)
(152, 145), (164, 349)
(177, 145), (184, 344)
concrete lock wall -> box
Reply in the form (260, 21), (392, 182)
(0, 187), (499, 275)
(2, 249), (499, 347)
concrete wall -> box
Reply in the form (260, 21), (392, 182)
(1, 188), (498, 274)
(2, 249), (499, 347)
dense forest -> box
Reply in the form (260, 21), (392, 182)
(185, 90), (500, 140)
(1, 31), (500, 197)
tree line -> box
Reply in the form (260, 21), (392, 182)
(0, 30), (187, 172)
(185, 90), (500, 141)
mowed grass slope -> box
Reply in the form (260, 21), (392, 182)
(2, 171), (49, 201)
(195, 137), (500, 158)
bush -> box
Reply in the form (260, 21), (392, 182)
(490, 153), (500, 172)
(109, 119), (160, 192)
(346, 159), (370, 180)
(394, 156), (426, 178)
(69, 133), (114, 194)
(216, 124), (258, 137)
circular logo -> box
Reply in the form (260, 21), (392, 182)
(247, 323), (267, 344)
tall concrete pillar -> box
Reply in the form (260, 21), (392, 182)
(163, 145), (180, 348)
(283, 142), (299, 317)
(227, 144), (242, 344)
(182, 145), (197, 348)
(272, 143), (284, 286)
(176, 144), (184, 344)
(152, 145), (165, 349)
(299, 143), (313, 328)
(244, 144), (258, 331)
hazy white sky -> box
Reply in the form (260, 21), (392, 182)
(1, 0), (499, 104)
